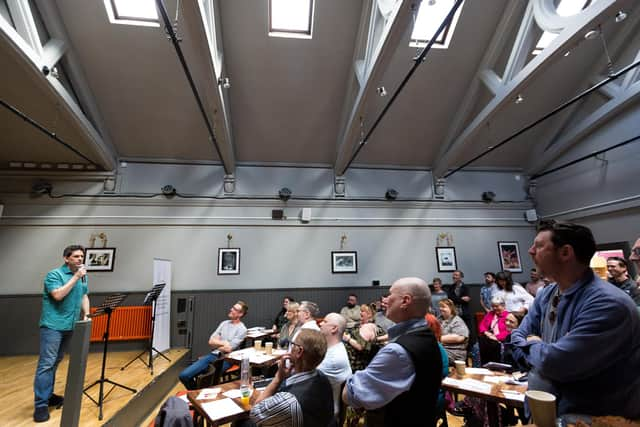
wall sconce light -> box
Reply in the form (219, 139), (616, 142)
(434, 178), (446, 198)
(385, 189), (398, 200)
(481, 191), (496, 203)
(223, 174), (235, 194)
(334, 176), (346, 197)
(32, 181), (52, 195)
(161, 184), (177, 196)
(278, 187), (292, 201)
(217, 77), (231, 89)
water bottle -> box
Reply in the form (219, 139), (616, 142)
(240, 354), (250, 386)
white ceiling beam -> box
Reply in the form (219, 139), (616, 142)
(334, 0), (414, 175)
(1, 10), (116, 170)
(479, 69), (502, 96)
(35, 0), (117, 170)
(528, 78), (640, 175)
(6, 0), (42, 56)
(502, 2), (536, 83)
(433, 0), (628, 178)
(180, 0), (235, 174)
(526, 5), (640, 169)
(436, 0), (526, 167)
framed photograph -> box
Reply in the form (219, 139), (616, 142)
(498, 242), (522, 273)
(331, 251), (358, 274)
(218, 248), (240, 275)
(435, 247), (457, 272)
(85, 248), (116, 272)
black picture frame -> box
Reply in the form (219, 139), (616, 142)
(435, 247), (457, 272)
(331, 251), (358, 274)
(498, 241), (523, 273)
(85, 248), (116, 272)
(218, 248), (240, 275)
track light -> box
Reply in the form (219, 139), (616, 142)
(217, 77), (231, 89)
(278, 187), (292, 201)
(615, 10), (627, 23)
(515, 94), (524, 104)
(384, 189), (398, 200)
(376, 86), (388, 97)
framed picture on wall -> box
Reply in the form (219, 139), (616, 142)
(331, 251), (358, 274)
(218, 248), (240, 275)
(498, 241), (522, 273)
(85, 248), (116, 272)
(435, 247), (457, 272)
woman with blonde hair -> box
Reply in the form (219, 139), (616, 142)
(342, 303), (384, 371)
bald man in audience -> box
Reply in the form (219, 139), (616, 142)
(317, 313), (352, 419)
(512, 221), (640, 418)
(343, 277), (442, 427)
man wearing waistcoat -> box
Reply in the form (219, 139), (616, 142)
(249, 329), (334, 427)
(342, 277), (442, 427)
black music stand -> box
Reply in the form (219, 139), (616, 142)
(83, 293), (136, 420)
(121, 283), (171, 374)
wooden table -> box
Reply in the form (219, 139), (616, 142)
(187, 380), (252, 427)
(225, 347), (285, 368)
(441, 368), (527, 427)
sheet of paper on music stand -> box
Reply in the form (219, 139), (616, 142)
(201, 398), (244, 420)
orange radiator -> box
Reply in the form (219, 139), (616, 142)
(90, 305), (152, 342)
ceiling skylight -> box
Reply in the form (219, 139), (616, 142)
(105, 0), (159, 27)
(269, 0), (314, 39)
(532, 0), (593, 55)
(410, 0), (464, 49)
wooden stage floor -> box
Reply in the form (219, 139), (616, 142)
(0, 348), (188, 427)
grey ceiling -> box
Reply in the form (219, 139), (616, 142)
(1, 0), (639, 176)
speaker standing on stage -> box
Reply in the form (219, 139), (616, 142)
(33, 245), (90, 423)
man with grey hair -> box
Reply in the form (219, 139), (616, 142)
(297, 301), (320, 331)
(343, 277), (442, 426)
(318, 313), (352, 418)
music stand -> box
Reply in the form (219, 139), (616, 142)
(83, 293), (136, 420)
(121, 282), (171, 374)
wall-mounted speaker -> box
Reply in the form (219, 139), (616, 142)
(272, 209), (284, 220)
(525, 209), (538, 223)
(301, 208), (311, 223)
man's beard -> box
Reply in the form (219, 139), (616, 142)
(347, 303), (355, 308)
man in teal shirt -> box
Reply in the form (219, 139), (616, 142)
(33, 245), (90, 423)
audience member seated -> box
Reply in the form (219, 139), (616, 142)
(277, 302), (301, 349)
(424, 314), (449, 412)
(494, 271), (533, 315)
(317, 313), (352, 419)
(297, 301), (321, 331)
(439, 298), (469, 366)
(430, 277), (448, 318)
(480, 272), (497, 313)
(373, 295), (395, 335)
(178, 301), (248, 390)
(272, 296), (294, 333)
(606, 256), (640, 309)
(525, 268), (545, 297)
(248, 329), (334, 427)
(501, 312), (527, 371)
(477, 296), (510, 364)
(340, 294), (361, 330)
(342, 304), (384, 372)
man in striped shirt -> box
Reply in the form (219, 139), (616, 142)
(249, 329), (334, 427)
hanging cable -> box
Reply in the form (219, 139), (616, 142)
(339, 0), (465, 175)
(0, 98), (97, 165)
(156, 0), (230, 175)
(531, 134), (640, 180)
(443, 56), (640, 179)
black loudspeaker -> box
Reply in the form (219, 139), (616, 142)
(372, 280), (380, 287)
(272, 209), (284, 220)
